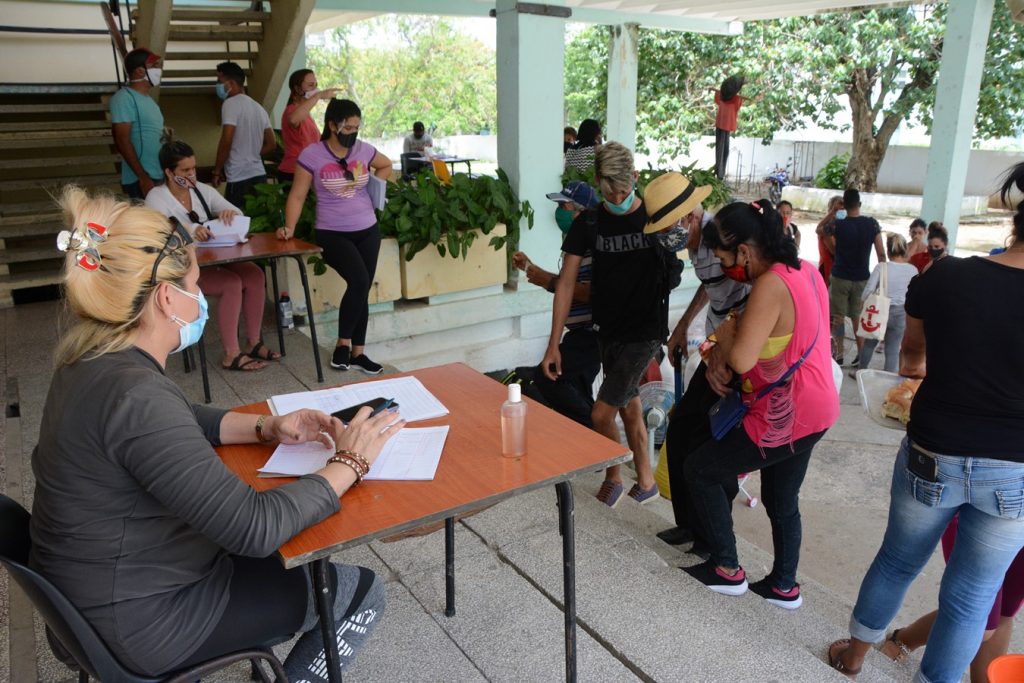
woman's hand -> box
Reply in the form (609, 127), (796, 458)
(706, 345), (735, 397)
(194, 225), (212, 242)
(219, 209), (238, 225)
(276, 226), (294, 240)
(330, 407), (405, 468)
(318, 88), (339, 101)
(269, 409), (336, 448)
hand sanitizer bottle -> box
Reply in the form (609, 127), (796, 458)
(501, 383), (527, 458)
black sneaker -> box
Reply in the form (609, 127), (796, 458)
(749, 577), (803, 610)
(848, 356), (860, 369)
(656, 526), (694, 546)
(682, 560), (748, 596)
(351, 353), (384, 375)
(331, 346), (351, 370)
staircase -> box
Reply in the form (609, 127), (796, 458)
(0, 89), (121, 307)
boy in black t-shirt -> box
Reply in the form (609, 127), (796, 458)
(542, 142), (667, 507)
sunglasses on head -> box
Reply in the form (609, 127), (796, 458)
(148, 220), (194, 285)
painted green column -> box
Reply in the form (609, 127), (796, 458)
(605, 23), (639, 151)
(496, 0), (566, 274)
(920, 0), (995, 250)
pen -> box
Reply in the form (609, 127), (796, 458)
(371, 398), (395, 417)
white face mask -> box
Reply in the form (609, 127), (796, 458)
(303, 89), (320, 100)
(146, 67), (162, 86)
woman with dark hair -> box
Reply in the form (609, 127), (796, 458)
(681, 200), (839, 606)
(146, 139), (278, 371)
(826, 164), (1024, 683)
(906, 217), (927, 260)
(278, 69), (338, 183)
(278, 98), (392, 374)
(564, 118), (602, 172)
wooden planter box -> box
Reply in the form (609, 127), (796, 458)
(400, 224), (507, 300)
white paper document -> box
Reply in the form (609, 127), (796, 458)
(367, 174), (388, 211)
(258, 426), (449, 481)
(268, 376), (448, 422)
(196, 215), (251, 247)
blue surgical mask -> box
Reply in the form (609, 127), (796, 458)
(169, 284), (208, 353)
(605, 190), (636, 216)
(215, 82), (229, 100)
(835, 209), (848, 220)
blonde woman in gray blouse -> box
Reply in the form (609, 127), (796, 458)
(31, 187), (404, 680)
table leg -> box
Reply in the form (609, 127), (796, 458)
(197, 333), (211, 404)
(292, 255), (324, 383)
(555, 481), (577, 683)
(444, 517), (456, 617)
(269, 259), (286, 358)
(466, 160), (472, 176)
(313, 558), (343, 683)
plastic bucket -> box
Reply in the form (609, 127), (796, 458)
(989, 654), (1024, 682)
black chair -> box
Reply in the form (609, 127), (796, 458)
(400, 152), (428, 181)
(0, 495), (287, 683)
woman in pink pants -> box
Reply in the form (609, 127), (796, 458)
(146, 140), (278, 371)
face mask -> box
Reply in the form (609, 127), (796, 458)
(215, 82), (229, 100)
(169, 284), (209, 354)
(650, 220), (689, 253)
(928, 247), (945, 259)
(555, 208), (575, 234)
(721, 252), (750, 283)
(835, 209), (848, 220)
(414, 132), (423, 140)
(604, 190), (635, 216)
(335, 129), (358, 147)
(172, 173), (196, 189)
(146, 67), (162, 86)
(303, 89), (319, 100)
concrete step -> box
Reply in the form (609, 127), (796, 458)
(167, 24), (263, 41)
(0, 102), (107, 114)
(164, 51), (258, 61)
(0, 201), (58, 216)
(0, 129), (111, 143)
(0, 266), (63, 290)
(2, 137), (113, 151)
(0, 120), (109, 133)
(0, 247), (63, 266)
(0, 213), (64, 239)
(163, 67), (252, 79)
(0, 174), (120, 192)
(152, 8), (270, 22)
(0, 155), (119, 171)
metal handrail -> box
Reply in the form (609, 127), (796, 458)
(0, 25), (124, 35)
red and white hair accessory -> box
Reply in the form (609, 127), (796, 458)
(57, 222), (108, 271)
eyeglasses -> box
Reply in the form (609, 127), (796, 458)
(336, 157), (354, 182)
(148, 220), (194, 285)
(187, 210), (201, 225)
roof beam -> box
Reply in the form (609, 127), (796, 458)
(717, 0), (898, 19)
(311, 0), (740, 33)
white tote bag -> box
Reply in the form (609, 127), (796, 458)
(856, 263), (890, 341)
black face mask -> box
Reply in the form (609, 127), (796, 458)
(928, 247), (945, 259)
(335, 129), (358, 148)
(413, 132), (423, 140)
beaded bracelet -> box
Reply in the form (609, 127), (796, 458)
(255, 415), (273, 443)
(335, 449), (369, 474)
(327, 455), (364, 484)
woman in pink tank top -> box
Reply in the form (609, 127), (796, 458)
(681, 200), (839, 608)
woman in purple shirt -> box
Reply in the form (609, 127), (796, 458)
(279, 98), (393, 374)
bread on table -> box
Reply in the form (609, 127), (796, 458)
(882, 378), (922, 424)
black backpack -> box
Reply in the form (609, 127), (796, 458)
(583, 209), (682, 297)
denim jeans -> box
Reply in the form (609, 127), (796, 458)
(857, 305), (906, 372)
(685, 427), (826, 588)
(849, 438), (1024, 683)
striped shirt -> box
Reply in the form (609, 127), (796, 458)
(691, 236), (751, 335)
(563, 146), (596, 174)
(566, 252), (593, 330)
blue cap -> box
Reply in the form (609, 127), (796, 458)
(546, 181), (599, 209)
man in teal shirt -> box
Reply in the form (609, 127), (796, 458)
(110, 48), (165, 198)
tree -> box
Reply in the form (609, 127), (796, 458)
(564, 3), (1024, 191)
(308, 16), (496, 138)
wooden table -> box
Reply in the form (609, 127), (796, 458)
(192, 233), (324, 401)
(218, 363), (630, 683)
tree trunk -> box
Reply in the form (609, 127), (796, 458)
(845, 145), (885, 192)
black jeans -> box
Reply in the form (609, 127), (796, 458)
(714, 127), (731, 180)
(685, 426), (827, 589)
(532, 327), (600, 428)
(664, 361), (738, 544)
(122, 178), (161, 200)
(225, 174), (268, 210)
(316, 225), (381, 345)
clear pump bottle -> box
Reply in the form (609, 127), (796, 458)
(501, 383), (527, 457)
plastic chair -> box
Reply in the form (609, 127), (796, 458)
(431, 158), (452, 184)
(0, 494), (287, 683)
(400, 152), (428, 180)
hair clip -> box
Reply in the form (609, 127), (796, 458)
(750, 201), (764, 214)
(57, 221), (108, 271)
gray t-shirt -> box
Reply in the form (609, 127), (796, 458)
(30, 348), (339, 675)
(691, 232), (752, 335)
(221, 93), (271, 182)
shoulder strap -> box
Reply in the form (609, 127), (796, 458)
(190, 186), (214, 222)
(879, 262), (888, 296)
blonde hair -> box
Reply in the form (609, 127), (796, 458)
(594, 141), (635, 195)
(56, 186), (194, 366)
(886, 232), (908, 258)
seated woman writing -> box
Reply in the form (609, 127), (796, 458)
(146, 139), (278, 371)
(682, 200), (839, 608)
(31, 187), (404, 681)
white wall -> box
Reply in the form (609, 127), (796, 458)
(366, 134), (498, 165)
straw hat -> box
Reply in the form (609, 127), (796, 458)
(643, 172), (712, 234)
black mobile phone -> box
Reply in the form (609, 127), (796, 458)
(331, 397), (397, 424)
(907, 444), (939, 482)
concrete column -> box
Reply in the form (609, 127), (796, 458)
(920, 0), (995, 249)
(272, 39), (307, 126)
(247, 0), (316, 110)
(495, 0), (566, 273)
(605, 23), (639, 151)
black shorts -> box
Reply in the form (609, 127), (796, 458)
(596, 338), (661, 407)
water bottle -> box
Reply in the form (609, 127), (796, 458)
(501, 383), (527, 458)
(278, 292), (294, 329)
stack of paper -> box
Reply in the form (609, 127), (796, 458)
(197, 215), (250, 248)
(268, 376), (448, 422)
(258, 426), (449, 481)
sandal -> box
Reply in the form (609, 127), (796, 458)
(880, 628), (910, 663)
(223, 353), (265, 372)
(828, 639), (862, 679)
(247, 341), (281, 362)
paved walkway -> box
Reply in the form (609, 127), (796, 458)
(2, 299), (1016, 681)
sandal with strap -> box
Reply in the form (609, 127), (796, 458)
(248, 341), (281, 362)
(828, 639), (863, 679)
(223, 353), (265, 372)
(880, 629), (911, 663)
